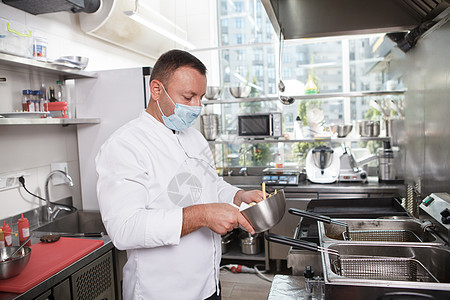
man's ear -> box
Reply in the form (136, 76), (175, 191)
(150, 80), (162, 101)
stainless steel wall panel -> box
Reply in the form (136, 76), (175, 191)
(402, 19), (450, 196)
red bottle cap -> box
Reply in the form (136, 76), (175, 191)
(18, 214), (28, 224)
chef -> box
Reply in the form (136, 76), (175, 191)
(96, 49), (264, 300)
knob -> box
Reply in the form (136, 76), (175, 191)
(440, 208), (450, 224)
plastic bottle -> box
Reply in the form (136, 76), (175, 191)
(0, 231), (4, 248)
(40, 83), (47, 103)
(56, 80), (65, 102)
(1, 221), (12, 247)
(34, 90), (43, 112)
(18, 214), (31, 246)
(276, 153), (284, 168)
(48, 86), (58, 102)
(294, 116), (304, 139)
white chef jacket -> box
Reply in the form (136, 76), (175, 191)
(95, 111), (239, 300)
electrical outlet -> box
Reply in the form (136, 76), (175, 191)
(51, 162), (69, 185)
(0, 173), (30, 192)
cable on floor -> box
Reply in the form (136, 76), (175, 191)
(220, 264), (273, 282)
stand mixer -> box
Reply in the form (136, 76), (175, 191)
(305, 146), (340, 183)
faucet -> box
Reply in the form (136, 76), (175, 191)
(239, 167), (248, 176)
(45, 170), (74, 221)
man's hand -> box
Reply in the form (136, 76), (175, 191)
(204, 203), (254, 235)
(233, 190), (265, 207)
(182, 203), (255, 237)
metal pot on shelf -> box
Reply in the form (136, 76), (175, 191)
(200, 114), (220, 141)
(221, 231), (234, 254)
(239, 232), (263, 255)
(357, 120), (380, 137)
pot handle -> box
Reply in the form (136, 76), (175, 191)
(265, 233), (319, 252)
(288, 208), (332, 223)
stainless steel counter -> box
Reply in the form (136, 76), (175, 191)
(224, 176), (404, 196)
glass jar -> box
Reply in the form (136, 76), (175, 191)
(22, 89), (33, 111)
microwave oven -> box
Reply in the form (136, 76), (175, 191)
(237, 113), (282, 138)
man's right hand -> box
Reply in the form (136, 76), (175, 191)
(181, 203), (255, 237)
(204, 203), (255, 235)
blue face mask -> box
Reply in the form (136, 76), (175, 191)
(157, 84), (202, 131)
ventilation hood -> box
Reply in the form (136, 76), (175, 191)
(262, 0), (450, 51)
(2, 0), (100, 15)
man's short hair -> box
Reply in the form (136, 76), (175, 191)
(150, 49), (207, 85)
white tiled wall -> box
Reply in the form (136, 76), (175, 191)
(0, 1), (217, 219)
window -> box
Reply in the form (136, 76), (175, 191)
(235, 1), (243, 12)
(236, 34), (243, 44)
(211, 0), (404, 168)
(234, 18), (243, 29)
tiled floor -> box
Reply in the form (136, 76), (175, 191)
(220, 268), (274, 300)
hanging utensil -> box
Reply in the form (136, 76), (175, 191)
(389, 98), (405, 117)
(278, 32), (294, 105)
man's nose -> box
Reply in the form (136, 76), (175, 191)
(193, 96), (202, 106)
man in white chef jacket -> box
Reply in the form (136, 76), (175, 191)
(96, 49), (264, 300)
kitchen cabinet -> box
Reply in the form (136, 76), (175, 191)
(70, 251), (115, 300)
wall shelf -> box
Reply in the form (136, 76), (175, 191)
(202, 90), (405, 105)
(0, 118), (100, 126)
(209, 136), (390, 145)
(0, 52), (97, 79)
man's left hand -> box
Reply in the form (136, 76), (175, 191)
(233, 190), (265, 207)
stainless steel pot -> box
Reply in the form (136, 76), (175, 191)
(240, 189), (286, 233)
(377, 140), (396, 182)
(200, 114), (220, 141)
(240, 233), (262, 255)
(358, 120), (380, 137)
(221, 231), (234, 254)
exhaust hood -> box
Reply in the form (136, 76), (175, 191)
(262, 0), (450, 51)
(2, 0), (100, 15)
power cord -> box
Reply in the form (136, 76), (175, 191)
(18, 176), (55, 205)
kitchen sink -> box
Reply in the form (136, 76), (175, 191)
(318, 218), (442, 244)
(34, 211), (105, 234)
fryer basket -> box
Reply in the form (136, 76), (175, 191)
(332, 257), (439, 283)
(343, 229), (423, 242)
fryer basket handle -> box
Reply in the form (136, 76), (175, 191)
(264, 233), (319, 252)
(288, 208), (332, 223)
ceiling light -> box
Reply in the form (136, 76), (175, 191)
(124, 9), (195, 50)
